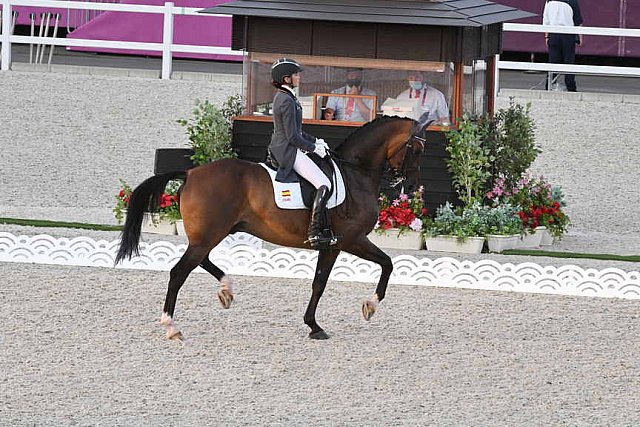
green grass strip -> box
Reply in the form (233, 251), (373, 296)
(0, 217), (122, 232)
(502, 249), (640, 263)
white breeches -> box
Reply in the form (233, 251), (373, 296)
(293, 149), (331, 190)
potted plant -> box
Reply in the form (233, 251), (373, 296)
(486, 174), (570, 247)
(154, 95), (243, 174)
(482, 99), (539, 191)
(177, 95), (242, 166)
(444, 113), (493, 207)
(368, 187), (428, 250)
(483, 203), (523, 253)
(113, 179), (133, 224)
(114, 179), (181, 234)
(423, 202), (487, 254)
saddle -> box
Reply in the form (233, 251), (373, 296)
(262, 152), (346, 210)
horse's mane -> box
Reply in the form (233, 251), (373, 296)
(339, 116), (415, 149)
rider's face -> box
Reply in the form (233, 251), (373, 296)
(290, 72), (301, 88)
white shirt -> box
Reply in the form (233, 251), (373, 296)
(325, 86), (376, 122)
(543, 1), (577, 27)
(396, 85), (449, 123)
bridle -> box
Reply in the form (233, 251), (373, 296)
(385, 132), (427, 188)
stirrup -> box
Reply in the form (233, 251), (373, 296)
(306, 232), (339, 249)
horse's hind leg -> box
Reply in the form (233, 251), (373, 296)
(160, 245), (211, 341)
(304, 249), (340, 340)
(200, 257), (234, 309)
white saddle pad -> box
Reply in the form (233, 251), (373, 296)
(260, 161), (346, 210)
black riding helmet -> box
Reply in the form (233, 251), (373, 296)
(271, 58), (303, 85)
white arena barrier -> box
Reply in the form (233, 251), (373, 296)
(0, 232), (639, 300)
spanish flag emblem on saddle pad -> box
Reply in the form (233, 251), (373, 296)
(259, 162), (346, 210)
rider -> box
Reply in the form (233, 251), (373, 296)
(268, 58), (335, 249)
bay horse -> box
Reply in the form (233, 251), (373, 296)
(115, 116), (427, 341)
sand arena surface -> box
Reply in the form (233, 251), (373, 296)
(1, 262), (640, 425)
(1, 71), (640, 425)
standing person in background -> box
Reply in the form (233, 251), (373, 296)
(543, 0), (583, 92)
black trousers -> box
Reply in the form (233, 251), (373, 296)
(547, 33), (578, 92)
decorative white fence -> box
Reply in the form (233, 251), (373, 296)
(0, 0), (243, 78)
(497, 23), (640, 96)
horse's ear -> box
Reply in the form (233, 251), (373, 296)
(413, 119), (434, 135)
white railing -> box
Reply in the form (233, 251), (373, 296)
(0, 0), (243, 79)
(497, 23), (640, 97)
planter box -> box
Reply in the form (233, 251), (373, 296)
(540, 227), (554, 246)
(367, 229), (424, 250)
(176, 219), (186, 236)
(142, 212), (177, 235)
(486, 234), (519, 253)
(425, 235), (485, 254)
(517, 226), (546, 248)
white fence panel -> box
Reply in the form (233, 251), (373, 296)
(0, 0), (243, 78)
(497, 23), (640, 98)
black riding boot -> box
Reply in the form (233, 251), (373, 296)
(307, 185), (336, 250)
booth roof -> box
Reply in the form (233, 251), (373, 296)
(201, 0), (535, 27)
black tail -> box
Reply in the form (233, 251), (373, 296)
(115, 171), (185, 265)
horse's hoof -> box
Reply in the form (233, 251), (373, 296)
(362, 300), (376, 321)
(217, 289), (234, 309)
(167, 329), (184, 341)
(309, 330), (330, 340)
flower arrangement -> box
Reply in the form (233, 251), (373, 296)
(160, 180), (182, 223)
(375, 187), (427, 236)
(113, 179), (132, 224)
(487, 174), (569, 238)
(424, 202), (484, 239)
(113, 179), (182, 224)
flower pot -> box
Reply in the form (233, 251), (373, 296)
(539, 227), (554, 246)
(142, 212), (177, 235)
(175, 219), (186, 236)
(486, 234), (519, 253)
(425, 235), (485, 254)
(367, 229), (424, 250)
(517, 226), (546, 248)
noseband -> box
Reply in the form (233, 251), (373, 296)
(386, 133), (426, 188)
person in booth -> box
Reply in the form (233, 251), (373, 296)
(268, 58), (336, 249)
(324, 68), (376, 122)
(396, 70), (449, 124)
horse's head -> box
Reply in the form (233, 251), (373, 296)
(384, 119), (430, 190)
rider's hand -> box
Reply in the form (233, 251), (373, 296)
(313, 144), (327, 158)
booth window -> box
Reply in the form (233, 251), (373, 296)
(462, 59), (488, 117)
(243, 52), (454, 125)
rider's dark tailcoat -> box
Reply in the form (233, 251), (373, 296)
(269, 87), (316, 182)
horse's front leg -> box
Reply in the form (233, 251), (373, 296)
(345, 237), (393, 321)
(304, 248), (340, 340)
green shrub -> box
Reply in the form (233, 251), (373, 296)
(445, 114), (493, 207)
(485, 99), (539, 190)
(177, 95), (243, 166)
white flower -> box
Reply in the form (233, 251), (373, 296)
(409, 218), (422, 232)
